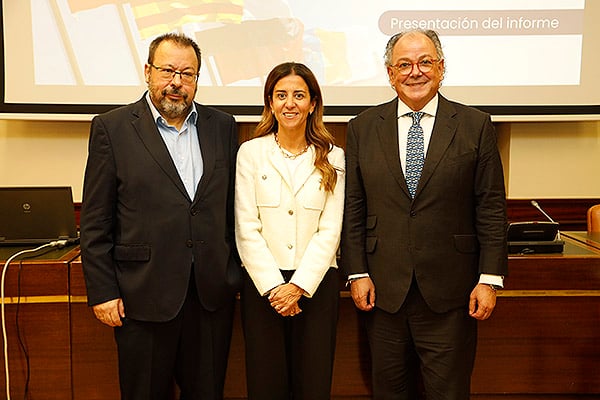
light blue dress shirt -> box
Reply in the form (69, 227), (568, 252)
(146, 93), (203, 200)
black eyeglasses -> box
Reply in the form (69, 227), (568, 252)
(391, 58), (441, 75)
(149, 64), (198, 84)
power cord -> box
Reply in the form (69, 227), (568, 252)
(1, 240), (68, 400)
(15, 258), (32, 400)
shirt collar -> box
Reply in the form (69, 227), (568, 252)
(397, 94), (438, 118)
(145, 91), (198, 127)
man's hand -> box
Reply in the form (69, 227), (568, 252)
(469, 284), (497, 320)
(349, 277), (376, 311)
(92, 298), (125, 327)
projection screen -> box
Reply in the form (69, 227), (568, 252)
(1, 0), (599, 119)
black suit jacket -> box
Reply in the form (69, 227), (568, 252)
(80, 95), (241, 321)
(341, 95), (508, 314)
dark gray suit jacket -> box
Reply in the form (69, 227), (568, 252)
(80, 95), (241, 321)
(341, 95), (508, 314)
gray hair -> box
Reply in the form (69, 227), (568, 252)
(384, 29), (444, 67)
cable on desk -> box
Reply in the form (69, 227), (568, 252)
(1, 240), (68, 400)
(15, 259), (31, 399)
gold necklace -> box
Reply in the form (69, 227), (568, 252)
(274, 133), (309, 160)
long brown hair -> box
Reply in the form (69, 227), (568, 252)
(254, 62), (338, 193)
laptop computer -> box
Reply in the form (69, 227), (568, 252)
(0, 186), (79, 246)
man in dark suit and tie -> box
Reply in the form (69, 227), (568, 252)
(341, 29), (508, 400)
(80, 33), (240, 399)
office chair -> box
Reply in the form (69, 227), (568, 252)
(587, 204), (600, 233)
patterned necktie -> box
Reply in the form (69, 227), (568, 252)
(405, 111), (424, 198)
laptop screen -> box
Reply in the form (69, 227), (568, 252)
(0, 186), (79, 246)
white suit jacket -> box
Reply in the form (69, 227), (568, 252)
(235, 134), (345, 296)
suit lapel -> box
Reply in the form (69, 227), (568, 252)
(267, 137), (295, 193)
(375, 99), (411, 197)
(131, 98), (190, 201)
(194, 104), (216, 203)
(416, 96), (458, 197)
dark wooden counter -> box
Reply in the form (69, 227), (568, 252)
(562, 231), (600, 251)
(472, 237), (600, 397)
(0, 245), (79, 400)
(2, 237), (599, 399)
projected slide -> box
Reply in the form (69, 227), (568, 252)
(2, 0), (598, 113)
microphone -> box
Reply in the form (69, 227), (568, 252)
(530, 200), (555, 223)
(530, 200), (561, 240)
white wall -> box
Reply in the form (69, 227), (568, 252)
(1, 118), (600, 202)
(505, 120), (600, 199)
(0, 119), (89, 201)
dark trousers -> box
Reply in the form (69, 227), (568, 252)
(241, 268), (339, 400)
(114, 277), (235, 400)
(366, 278), (477, 400)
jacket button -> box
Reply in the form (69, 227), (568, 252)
(262, 175), (267, 180)
(287, 244), (293, 249)
(410, 210), (417, 217)
(191, 209), (197, 216)
(288, 210), (294, 215)
(186, 240), (193, 248)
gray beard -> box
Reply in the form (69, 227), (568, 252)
(148, 82), (192, 120)
(159, 97), (190, 119)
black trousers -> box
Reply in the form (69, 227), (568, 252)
(366, 278), (477, 400)
(241, 268), (339, 400)
(114, 276), (235, 400)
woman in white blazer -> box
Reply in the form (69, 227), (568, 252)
(235, 62), (345, 400)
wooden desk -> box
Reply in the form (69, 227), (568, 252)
(69, 256), (121, 400)
(328, 236), (600, 399)
(562, 231), (600, 251)
(0, 245), (79, 400)
(3, 239), (600, 399)
(67, 259), (371, 399)
(470, 236), (600, 398)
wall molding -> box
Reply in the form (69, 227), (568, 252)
(507, 198), (600, 231)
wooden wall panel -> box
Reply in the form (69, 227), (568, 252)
(473, 296), (600, 395)
(0, 248), (77, 399)
(69, 258), (121, 400)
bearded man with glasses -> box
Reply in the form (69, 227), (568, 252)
(80, 32), (241, 400)
(341, 29), (507, 400)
